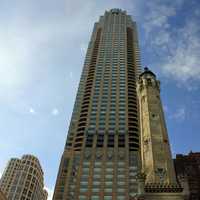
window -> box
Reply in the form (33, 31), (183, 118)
(117, 188), (126, 192)
(105, 174), (113, 179)
(92, 188), (100, 193)
(105, 181), (113, 186)
(83, 162), (90, 166)
(104, 196), (112, 200)
(80, 188), (88, 192)
(91, 196), (100, 200)
(93, 174), (101, 178)
(93, 181), (101, 185)
(117, 196), (125, 200)
(94, 168), (101, 172)
(79, 195), (87, 200)
(105, 188), (112, 193)
(82, 168), (89, 172)
(118, 174), (125, 179)
(80, 181), (88, 185)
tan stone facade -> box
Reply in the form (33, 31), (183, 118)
(137, 68), (189, 200)
(0, 155), (47, 200)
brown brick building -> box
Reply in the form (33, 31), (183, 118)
(174, 152), (200, 200)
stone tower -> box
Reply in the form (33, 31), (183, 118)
(137, 67), (188, 200)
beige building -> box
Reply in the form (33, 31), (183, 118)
(137, 68), (189, 199)
(0, 155), (48, 200)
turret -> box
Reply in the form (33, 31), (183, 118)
(137, 67), (177, 184)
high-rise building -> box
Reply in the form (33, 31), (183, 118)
(0, 155), (48, 200)
(53, 8), (141, 200)
(174, 152), (200, 200)
(53, 9), (188, 200)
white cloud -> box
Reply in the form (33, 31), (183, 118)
(0, 0), (141, 104)
(143, 1), (200, 87)
(170, 107), (186, 121)
(80, 43), (88, 55)
(152, 30), (171, 46)
(44, 187), (53, 200)
(195, 8), (200, 16)
(69, 72), (73, 79)
(143, 1), (178, 34)
(29, 107), (36, 114)
(51, 108), (59, 116)
(0, 1), (74, 103)
(162, 19), (200, 83)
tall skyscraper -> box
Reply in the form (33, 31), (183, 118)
(53, 9), (187, 200)
(53, 8), (141, 200)
(0, 155), (48, 200)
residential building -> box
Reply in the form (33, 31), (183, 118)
(0, 155), (47, 200)
(53, 8), (141, 200)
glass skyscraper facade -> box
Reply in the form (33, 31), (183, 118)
(53, 9), (141, 200)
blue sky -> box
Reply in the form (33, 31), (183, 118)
(0, 0), (200, 199)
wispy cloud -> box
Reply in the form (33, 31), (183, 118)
(142, 0), (200, 88)
(0, 3), (67, 103)
(170, 107), (186, 121)
(69, 72), (73, 79)
(29, 107), (36, 114)
(80, 43), (88, 55)
(143, 1), (178, 34)
(51, 108), (59, 116)
(162, 19), (200, 83)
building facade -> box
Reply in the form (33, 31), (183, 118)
(0, 155), (47, 200)
(174, 152), (200, 200)
(53, 9), (188, 200)
(0, 189), (7, 200)
(137, 68), (187, 200)
(53, 9), (141, 200)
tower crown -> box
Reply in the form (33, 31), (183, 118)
(137, 67), (160, 92)
(139, 67), (156, 79)
(110, 8), (124, 14)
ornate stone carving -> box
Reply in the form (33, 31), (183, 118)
(136, 172), (146, 181)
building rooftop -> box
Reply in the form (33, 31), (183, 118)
(139, 67), (156, 78)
